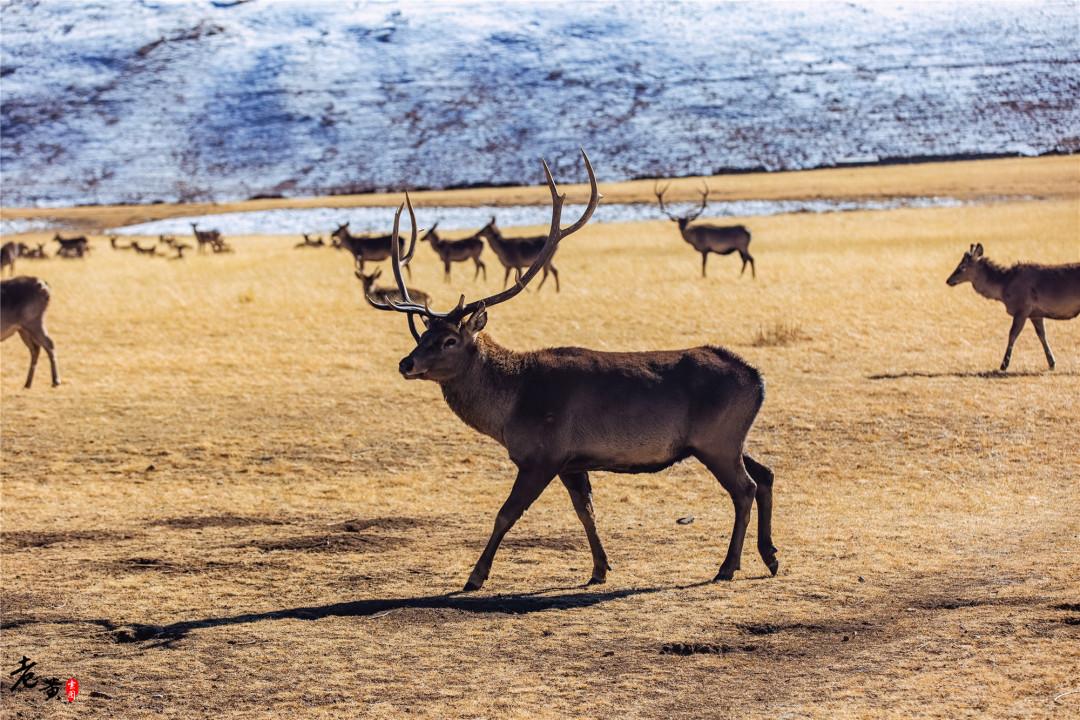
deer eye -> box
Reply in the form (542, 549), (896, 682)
(442, 337), (458, 349)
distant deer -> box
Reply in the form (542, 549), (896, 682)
(476, 217), (559, 291)
(947, 243), (1080, 371)
(422, 223), (487, 282)
(1, 242), (20, 276)
(53, 234), (89, 258)
(169, 243), (193, 260)
(159, 235), (179, 249)
(367, 151), (777, 591)
(331, 222), (412, 276)
(655, 183), (755, 279)
(190, 223), (222, 254)
(131, 241), (158, 256)
(109, 235), (133, 251)
(1, 276), (60, 388)
(356, 268), (431, 307)
(295, 233), (325, 249)
(22, 243), (47, 260)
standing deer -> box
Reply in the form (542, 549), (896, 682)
(190, 223), (222, 254)
(331, 222), (412, 277)
(422, 223), (487, 282)
(476, 217), (559, 291)
(1, 241), (20, 276)
(1, 276), (60, 388)
(655, 183), (755, 279)
(946, 243), (1080, 371)
(53, 234), (89, 258)
(367, 151), (777, 591)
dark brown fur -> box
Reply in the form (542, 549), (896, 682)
(655, 183), (755, 278)
(422, 223), (487, 282)
(332, 223), (410, 276)
(1, 276), (60, 388)
(476, 218), (559, 291)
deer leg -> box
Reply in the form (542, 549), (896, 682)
(559, 472), (611, 586)
(747, 252), (756, 279)
(464, 467), (555, 591)
(444, 260), (451, 282)
(549, 263), (560, 293)
(1000, 313), (1027, 372)
(502, 266), (512, 289)
(694, 450), (757, 581)
(1031, 317), (1055, 370)
(17, 329), (39, 389)
(701, 252), (709, 278)
(743, 454), (777, 576)
(404, 262), (412, 280)
(24, 320), (59, 387)
(474, 257), (486, 281)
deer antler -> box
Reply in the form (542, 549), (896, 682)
(685, 182), (710, 222)
(376, 149), (599, 332)
(653, 182), (678, 220)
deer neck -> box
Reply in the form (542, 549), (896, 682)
(439, 334), (522, 445)
(971, 259), (1009, 303)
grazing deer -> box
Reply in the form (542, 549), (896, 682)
(422, 223), (487, 282)
(159, 234), (179, 249)
(53, 234), (89, 258)
(946, 243), (1080, 371)
(169, 243), (193, 260)
(22, 243), (47, 260)
(655, 183), (755, 279)
(1, 276), (60, 388)
(331, 222), (412, 276)
(109, 235), (133, 251)
(190, 223), (222, 254)
(131, 241), (158, 256)
(367, 151), (777, 591)
(295, 233), (325, 249)
(1, 241), (20, 276)
(476, 217), (559, 291)
(356, 268), (431, 307)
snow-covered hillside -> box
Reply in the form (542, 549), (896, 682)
(2, 0), (1077, 207)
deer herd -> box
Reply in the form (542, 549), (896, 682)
(1, 152), (1077, 591)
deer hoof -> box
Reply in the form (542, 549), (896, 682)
(586, 576), (606, 587)
(713, 569), (736, 582)
(766, 559), (779, 576)
(462, 577), (484, 592)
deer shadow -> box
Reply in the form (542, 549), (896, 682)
(867, 369), (1074, 380)
(104, 582), (714, 648)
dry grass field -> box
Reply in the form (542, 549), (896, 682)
(1, 157), (1078, 718)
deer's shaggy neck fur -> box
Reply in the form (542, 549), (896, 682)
(439, 333), (524, 444)
(971, 257), (1012, 303)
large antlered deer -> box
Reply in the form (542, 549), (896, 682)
(655, 183), (755, 279)
(946, 243), (1080, 371)
(422, 223), (487, 282)
(367, 151), (777, 591)
(1, 276), (60, 388)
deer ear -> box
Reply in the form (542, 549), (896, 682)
(464, 304), (487, 334)
(974, 243), (983, 256)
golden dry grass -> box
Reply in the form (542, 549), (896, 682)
(2, 159), (1079, 719)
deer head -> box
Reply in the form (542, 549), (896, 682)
(366, 150), (599, 382)
(654, 182), (709, 230)
(946, 243), (984, 286)
(355, 268), (382, 294)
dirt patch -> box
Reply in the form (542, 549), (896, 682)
(333, 517), (426, 533)
(1052, 602), (1080, 612)
(248, 534), (406, 553)
(148, 514), (290, 530)
(0, 529), (131, 549)
(500, 535), (583, 552)
(915, 597), (1035, 611)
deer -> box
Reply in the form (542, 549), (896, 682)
(1, 242), (20, 276)
(356, 268), (431, 307)
(190, 223), (222, 254)
(366, 150), (777, 591)
(946, 243), (1080, 372)
(295, 233), (325, 249)
(421, 223), (487, 282)
(131, 241), (158, 256)
(110, 235), (134, 251)
(1, 276), (60, 388)
(331, 222), (411, 277)
(655, 183), (755, 279)
(53, 234), (89, 258)
(476, 217), (559, 291)
(169, 243), (193, 260)
(22, 243), (47, 260)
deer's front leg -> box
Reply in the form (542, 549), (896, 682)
(560, 472), (611, 586)
(464, 467), (555, 591)
(1000, 313), (1027, 372)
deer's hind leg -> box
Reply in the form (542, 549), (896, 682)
(744, 454), (777, 575)
(473, 257), (486, 281)
(464, 466), (556, 591)
(1001, 313), (1027, 372)
(23, 318), (59, 387)
(17, 329), (40, 389)
(693, 448), (756, 581)
(1031, 317), (1055, 370)
(560, 472), (611, 586)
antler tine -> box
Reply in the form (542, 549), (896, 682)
(400, 191), (419, 266)
(687, 180), (709, 221)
